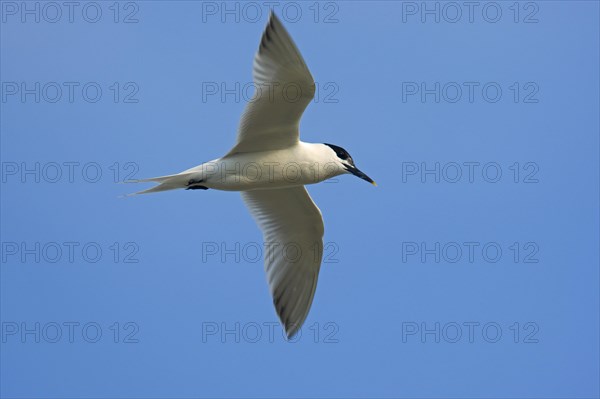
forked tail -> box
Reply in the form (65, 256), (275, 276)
(124, 172), (204, 196)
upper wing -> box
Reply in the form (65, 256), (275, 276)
(241, 186), (324, 338)
(227, 12), (316, 155)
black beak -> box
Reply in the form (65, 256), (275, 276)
(345, 165), (377, 186)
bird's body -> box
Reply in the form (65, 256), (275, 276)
(175, 142), (343, 191)
(129, 12), (374, 338)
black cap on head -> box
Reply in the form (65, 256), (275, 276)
(324, 143), (353, 163)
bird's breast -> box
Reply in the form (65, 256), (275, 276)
(201, 149), (338, 191)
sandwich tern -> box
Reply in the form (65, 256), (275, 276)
(130, 12), (375, 338)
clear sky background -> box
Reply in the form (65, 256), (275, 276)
(1, 1), (599, 398)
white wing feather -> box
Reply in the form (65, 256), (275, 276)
(227, 12), (315, 155)
(242, 186), (324, 338)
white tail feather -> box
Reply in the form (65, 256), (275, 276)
(124, 171), (201, 196)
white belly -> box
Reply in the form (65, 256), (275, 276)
(188, 144), (341, 191)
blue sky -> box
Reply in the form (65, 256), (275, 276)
(1, 1), (599, 398)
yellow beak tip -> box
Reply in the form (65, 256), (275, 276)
(371, 181), (378, 187)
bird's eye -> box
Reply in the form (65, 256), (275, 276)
(335, 148), (350, 160)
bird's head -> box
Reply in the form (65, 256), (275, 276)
(323, 143), (376, 186)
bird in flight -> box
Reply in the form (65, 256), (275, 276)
(129, 12), (375, 338)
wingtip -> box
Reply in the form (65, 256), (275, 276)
(268, 9), (281, 26)
(284, 324), (300, 341)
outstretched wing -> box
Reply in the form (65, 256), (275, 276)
(227, 12), (315, 155)
(241, 186), (324, 338)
